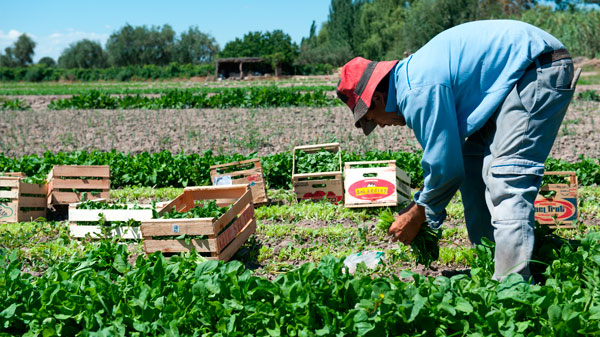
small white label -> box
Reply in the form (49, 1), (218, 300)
(172, 224), (180, 233)
(214, 175), (233, 186)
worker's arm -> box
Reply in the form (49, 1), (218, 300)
(399, 84), (465, 229)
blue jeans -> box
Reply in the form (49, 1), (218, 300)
(460, 56), (575, 281)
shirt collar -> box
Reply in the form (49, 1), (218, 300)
(385, 63), (398, 113)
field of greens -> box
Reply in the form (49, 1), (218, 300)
(1, 72), (600, 335)
(1, 148), (600, 334)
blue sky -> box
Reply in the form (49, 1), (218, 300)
(1, 0), (331, 62)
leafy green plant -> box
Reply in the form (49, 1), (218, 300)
(0, 150), (598, 193)
(159, 200), (230, 219)
(294, 149), (340, 174)
(76, 199), (149, 210)
(2, 230), (600, 335)
(0, 97), (30, 110)
(48, 87), (341, 110)
(576, 89), (600, 102)
(377, 208), (441, 268)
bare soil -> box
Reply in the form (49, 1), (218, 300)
(1, 96), (598, 162)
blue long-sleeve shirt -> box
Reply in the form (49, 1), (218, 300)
(384, 20), (565, 227)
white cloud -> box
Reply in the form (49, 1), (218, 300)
(34, 30), (110, 62)
(0, 29), (26, 50)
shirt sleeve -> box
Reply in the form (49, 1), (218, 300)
(399, 84), (465, 229)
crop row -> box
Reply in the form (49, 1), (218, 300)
(46, 88), (340, 109)
(0, 84), (336, 96)
(1, 228), (599, 335)
(1, 150), (598, 189)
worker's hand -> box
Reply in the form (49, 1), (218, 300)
(388, 202), (427, 244)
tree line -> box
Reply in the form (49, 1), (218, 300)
(1, 0), (599, 81)
(297, 0), (600, 66)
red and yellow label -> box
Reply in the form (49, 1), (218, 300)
(534, 198), (577, 222)
(348, 179), (394, 201)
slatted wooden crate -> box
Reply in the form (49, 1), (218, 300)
(534, 171), (578, 227)
(210, 158), (268, 205)
(47, 165), (110, 206)
(68, 198), (156, 239)
(344, 160), (412, 208)
(0, 176), (47, 223)
(292, 143), (343, 203)
(140, 185), (256, 261)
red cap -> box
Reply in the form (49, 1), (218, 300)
(337, 57), (398, 135)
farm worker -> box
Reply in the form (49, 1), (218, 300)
(336, 20), (577, 281)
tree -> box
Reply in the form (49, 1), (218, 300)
(296, 0), (366, 66)
(12, 34), (36, 66)
(175, 26), (219, 64)
(58, 39), (107, 68)
(106, 24), (176, 66)
(401, 0), (483, 52)
(0, 48), (15, 67)
(355, 0), (407, 60)
(37, 57), (56, 67)
(220, 30), (298, 70)
(0, 33), (36, 67)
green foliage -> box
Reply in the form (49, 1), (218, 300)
(75, 200), (149, 210)
(220, 30), (299, 73)
(0, 97), (30, 110)
(301, 0), (599, 65)
(376, 208), (442, 268)
(576, 89), (600, 102)
(106, 24), (176, 66)
(519, 6), (600, 58)
(0, 82), (335, 95)
(175, 26), (219, 64)
(37, 57), (56, 68)
(410, 225), (442, 268)
(58, 39), (107, 69)
(0, 150), (598, 193)
(0, 33), (36, 67)
(545, 156), (600, 186)
(376, 207), (396, 232)
(401, 0), (482, 52)
(22, 64), (54, 82)
(0, 63), (215, 82)
(294, 149), (340, 173)
(47, 87), (341, 109)
(159, 200), (231, 219)
(3, 230), (600, 335)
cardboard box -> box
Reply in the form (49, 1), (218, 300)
(534, 171), (578, 226)
(292, 143), (343, 203)
(344, 161), (411, 208)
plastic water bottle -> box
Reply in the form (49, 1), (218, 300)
(343, 250), (385, 274)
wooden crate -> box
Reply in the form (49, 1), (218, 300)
(292, 143), (344, 203)
(344, 161), (411, 208)
(0, 176), (47, 223)
(140, 185), (256, 261)
(210, 158), (268, 205)
(68, 198), (155, 239)
(47, 165), (110, 206)
(534, 171), (578, 227)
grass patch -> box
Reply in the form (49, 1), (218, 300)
(110, 186), (183, 202)
(255, 199), (371, 222)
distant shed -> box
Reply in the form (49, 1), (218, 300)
(215, 57), (280, 79)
